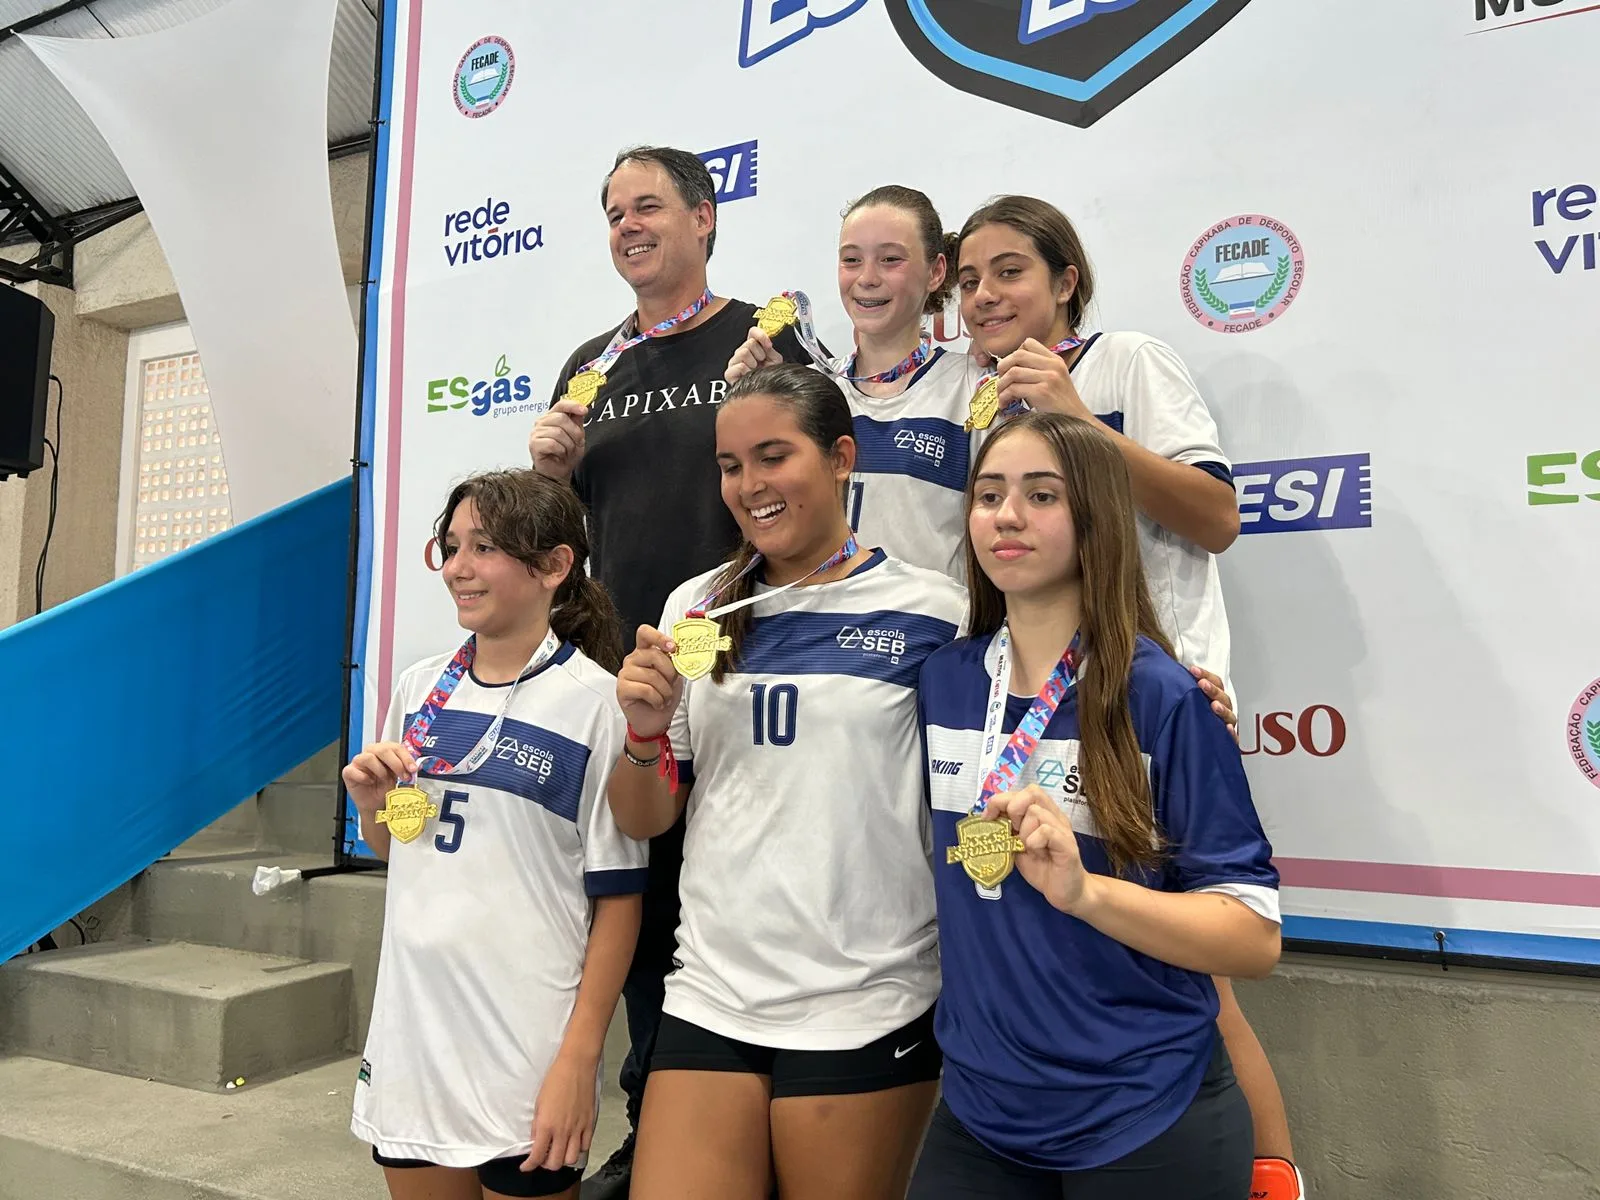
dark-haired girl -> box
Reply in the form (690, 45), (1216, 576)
(610, 364), (966, 1199)
(728, 185), (983, 578)
(913, 413), (1280, 1199)
(345, 469), (646, 1200)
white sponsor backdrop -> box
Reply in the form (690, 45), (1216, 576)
(353, 0), (1600, 960)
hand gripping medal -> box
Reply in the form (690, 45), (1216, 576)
(561, 368), (607, 409)
(754, 294), (799, 338)
(965, 336), (1085, 432)
(946, 815), (1028, 889)
(376, 785), (439, 845)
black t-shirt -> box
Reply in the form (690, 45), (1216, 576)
(553, 299), (808, 641)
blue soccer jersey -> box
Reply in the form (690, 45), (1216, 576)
(919, 632), (1279, 1171)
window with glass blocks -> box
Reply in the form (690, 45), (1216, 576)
(132, 352), (232, 570)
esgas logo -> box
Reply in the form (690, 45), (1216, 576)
(1235, 454), (1372, 534)
(1532, 178), (1597, 275)
(1568, 678), (1600, 790)
(427, 355), (537, 420)
(453, 36), (514, 118)
(1181, 215), (1306, 333)
(1239, 705), (1347, 758)
(443, 198), (543, 268)
(700, 140), (760, 203)
(1527, 450), (1600, 505)
(740, 0), (867, 66)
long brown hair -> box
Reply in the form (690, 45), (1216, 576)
(957, 195), (1096, 331)
(434, 469), (625, 672)
(964, 413), (1172, 874)
(705, 363), (855, 683)
(843, 184), (958, 314)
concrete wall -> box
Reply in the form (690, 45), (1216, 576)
(1238, 954), (1600, 1200)
(0, 154), (369, 631)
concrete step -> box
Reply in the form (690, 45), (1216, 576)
(0, 940), (352, 1092)
(130, 844), (386, 1045)
(257, 780), (341, 857)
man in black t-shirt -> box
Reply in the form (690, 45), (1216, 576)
(530, 146), (805, 1199)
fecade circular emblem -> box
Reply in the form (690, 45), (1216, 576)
(454, 36), (514, 118)
(1180, 214), (1306, 334)
(1568, 677), (1600, 791)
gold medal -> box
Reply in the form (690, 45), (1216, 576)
(945, 814), (1026, 889)
(964, 377), (1000, 432)
(376, 785), (439, 845)
(753, 295), (798, 338)
(669, 616), (732, 681)
(561, 369), (606, 408)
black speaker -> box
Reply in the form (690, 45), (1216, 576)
(0, 285), (54, 480)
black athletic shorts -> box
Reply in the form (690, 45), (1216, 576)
(372, 1147), (580, 1197)
(650, 1004), (942, 1098)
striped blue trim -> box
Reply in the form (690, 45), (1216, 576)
(734, 609), (958, 688)
(585, 867), (651, 897)
(852, 414), (970, 492)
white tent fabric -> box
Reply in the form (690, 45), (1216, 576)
(22, 0), (354, 520)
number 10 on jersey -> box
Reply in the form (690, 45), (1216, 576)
(751, 683), (798, 747)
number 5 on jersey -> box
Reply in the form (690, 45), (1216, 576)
(434, 789), (469, 854)
(751, 683), (798, 747)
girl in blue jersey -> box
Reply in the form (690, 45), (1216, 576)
(956, 196), (1303, 1192)
(609, 364), (966, 1200)
(912, 413), (1281, 1198)
(343, 470), (646, 1200)
(727, 185), (982, 578)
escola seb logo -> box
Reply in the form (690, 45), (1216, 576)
(882, 0), (1253, 128)
(427, 355), (536, 419)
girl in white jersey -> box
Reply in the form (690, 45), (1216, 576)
(955, 197), (1304, 1197)
(343, 470), (647, 1200)
(610, 363), (966, 1200)
(727, 185), (982, 578)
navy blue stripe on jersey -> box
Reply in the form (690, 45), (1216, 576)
(585, 867), (650, 897)
(1094, 410), (1124, 436)
(411, 710), (590, 822)
(851, 414), (970, 493)
(734, 609), (959, 688)
(1191, 460), (1233, 485)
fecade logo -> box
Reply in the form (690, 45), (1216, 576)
(740, 0), (868, 67)
(700, 140), (760, 203)
(442, 198), (543, 268)
(883, 0), (1253, 128)
(426, 355), (537, 419)
(1569, 678), (1600, 790)
(1235, 453), (1371, 534)
(454, 36), (514, 118)
(1181, 215), (1305, 333)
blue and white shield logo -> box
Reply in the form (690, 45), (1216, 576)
(884, 0), (1254, 128)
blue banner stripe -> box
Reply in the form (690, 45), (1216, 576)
(414, 710), (590, 823)
(733, 609), (958, 688)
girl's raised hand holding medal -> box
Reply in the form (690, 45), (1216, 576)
(725, 325), (786, 384)
(341, 741), (420, 815)
(616, 625), (684, 741)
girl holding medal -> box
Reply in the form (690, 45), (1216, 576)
(956, 196), (1304, 1194)
(343, 470), (647, 1200)
(609, 363), (966, 1200)
(913, 413), (1280, 1199)
(726, 185), (984, 579)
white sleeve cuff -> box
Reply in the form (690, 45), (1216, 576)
(1195, 882), (1281, 924)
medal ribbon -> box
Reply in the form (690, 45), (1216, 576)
(775, 290), (933, 385)
(687, 534), (860, 621)
(975, 335), (1085, 423)
(399, 628), (562, 781)
(973, 624), (1081, 816)
(579, 288), (715, 378)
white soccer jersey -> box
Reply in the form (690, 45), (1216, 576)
(658, 551), (966, 1049)
(352, 642), (647, 1167)
(1067, 331), (1234, 689)
(837, 347), (985, 580)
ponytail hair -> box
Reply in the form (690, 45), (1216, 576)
(706, 363), (855, 683)
(843, 184), (957, 315)
(433, 469), (625, 673)
(963, 413), (1171, 875)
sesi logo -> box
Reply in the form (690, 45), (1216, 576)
(699, 140), (760, 203)
(1234, 453), (1372, 534)
(1239, 705), (1347, 758)
(739, 0), (868, 67)
(1018, 0), (1141, 43)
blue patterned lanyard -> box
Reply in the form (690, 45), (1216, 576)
(974, 624), (1081, 815)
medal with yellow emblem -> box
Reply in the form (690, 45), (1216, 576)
(376, 785), (439, 845)
(946, 814), (1027, 888)
(754, 294), (799, 338)
(560, 368), (606, 409)
(965, 376), (1001, 432)
(669, 616), (733, 682)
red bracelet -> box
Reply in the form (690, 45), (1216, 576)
(625, 724), (679, 789)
